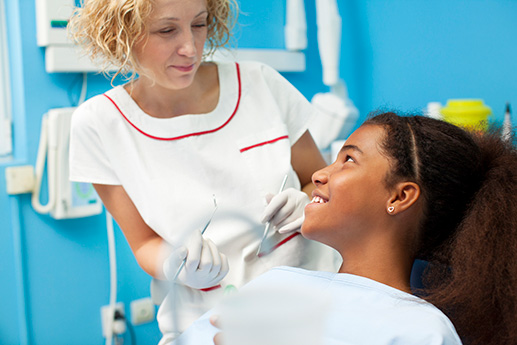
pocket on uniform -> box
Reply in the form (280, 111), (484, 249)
(236, 125), (295, 195)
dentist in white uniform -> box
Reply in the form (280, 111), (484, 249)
(67, 0), (340, 342)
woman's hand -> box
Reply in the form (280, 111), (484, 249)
(261, 188), (310, 234)
(162, 229), (229, 289)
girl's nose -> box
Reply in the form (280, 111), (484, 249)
(312, 165), (330, 186)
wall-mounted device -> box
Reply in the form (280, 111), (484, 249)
(35, 0), (74, 46)
(285, 0), (307, 51)
(309, 0), (359, 150)
(315, 0), (342, 87)
(32, 107), (102, 219)
(34, 0), (306, 73)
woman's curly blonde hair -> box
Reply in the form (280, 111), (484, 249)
(68, 0), (238, 82)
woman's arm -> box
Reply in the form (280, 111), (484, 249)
(93, 183), (168, 279)
(291, 130), (327, 196)
(261, 130), (326, 233)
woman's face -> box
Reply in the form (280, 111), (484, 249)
(302, 125), (394, 250)
(133, 0), (208, 90)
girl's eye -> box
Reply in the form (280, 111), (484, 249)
(345, 155), (355, 163)
(193, 22), (207, 28)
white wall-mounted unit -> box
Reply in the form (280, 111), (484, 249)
(285, 0), (307, 51)
(37, 0), (306, 73)
(35, 0), (74, 47)
(32, 107), (103, 219)
(211, 49), (305, 72)
(44, 46), (306, 73)
(44, 46), (109, 73)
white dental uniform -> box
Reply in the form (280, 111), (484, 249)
(174, 266), (463, 345)
(69, 61), (340, 342)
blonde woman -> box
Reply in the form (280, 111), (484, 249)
(67, 0), (339, 342)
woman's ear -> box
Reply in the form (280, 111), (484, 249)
(386, 182), (421, 215)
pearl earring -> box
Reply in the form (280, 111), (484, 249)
(387, 206), (395, 213)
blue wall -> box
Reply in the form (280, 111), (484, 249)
(343, 0), (517, 122)
(1, 1), (517, 344)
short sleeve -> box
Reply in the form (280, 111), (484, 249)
(257, 63), (318, 145)
(69, 99), (120, 185)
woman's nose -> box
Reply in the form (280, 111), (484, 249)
(178, 30), (196, 57)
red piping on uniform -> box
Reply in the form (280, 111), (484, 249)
(200, 284), (222, 292)
(257, 232), (301, 258)
(103, 63), (242, 141)
(239, 135), (289, 153)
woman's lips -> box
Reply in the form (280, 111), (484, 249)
(172, 63), (195, 72)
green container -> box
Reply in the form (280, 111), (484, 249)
(440, 99), (492, 130)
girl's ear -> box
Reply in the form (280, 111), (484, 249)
(386, 182), (421, 215)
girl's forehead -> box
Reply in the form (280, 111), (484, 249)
(346, 125), (385, 149)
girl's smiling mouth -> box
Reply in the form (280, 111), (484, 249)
(311, 196), (328, 204)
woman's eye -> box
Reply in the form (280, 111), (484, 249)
(158, 28), (175, 34)
(345, 155), (355, 163)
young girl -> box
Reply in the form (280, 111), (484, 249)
(67, 0), (339, 342)
(178, 112), (517, 345)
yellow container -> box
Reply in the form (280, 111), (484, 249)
(440, 99), (492, 130)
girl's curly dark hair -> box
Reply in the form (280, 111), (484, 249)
(365, 112), (517, 345)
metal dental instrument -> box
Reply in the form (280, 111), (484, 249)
(173, 195), (218, 282)
(257, 174), (289, 256)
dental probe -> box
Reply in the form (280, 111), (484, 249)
(173, 195), (218, 282)
(257, 174), (289, 256)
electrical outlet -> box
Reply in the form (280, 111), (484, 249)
(5, 166), (35, 195)
(130, 297), (155, 325)
(101, 302), (125, 337)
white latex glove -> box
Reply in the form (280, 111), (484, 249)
(162, 230), (229, 289)
(261, 188), (310, 234)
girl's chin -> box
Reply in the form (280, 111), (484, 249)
(301, 223), (335, 249)
(300, 224), (317, 240)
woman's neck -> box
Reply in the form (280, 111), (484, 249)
(126, 62), (219, 118)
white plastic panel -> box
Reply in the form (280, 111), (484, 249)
(46, 107), (102, 219)
(45, 45), (108, 73)
(211, 48), (305, 72)
(45, 46), (305, 73)
(35, 0), (75, 46)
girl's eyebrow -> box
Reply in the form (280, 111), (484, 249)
(339, 144), (363, 155)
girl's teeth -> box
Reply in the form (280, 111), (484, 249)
(311, 196), (327, 204)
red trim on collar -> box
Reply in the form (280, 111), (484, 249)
(104, 63), (242, 141)
(239, 135), (289, 153)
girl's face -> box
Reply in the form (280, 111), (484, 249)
(302, 125), (394, 251)
(133, 0), (208, 90)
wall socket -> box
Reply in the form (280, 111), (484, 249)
(5, 166), (35, 195)
(130, 297), (156, 325)
(100, 302), (125, 337)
